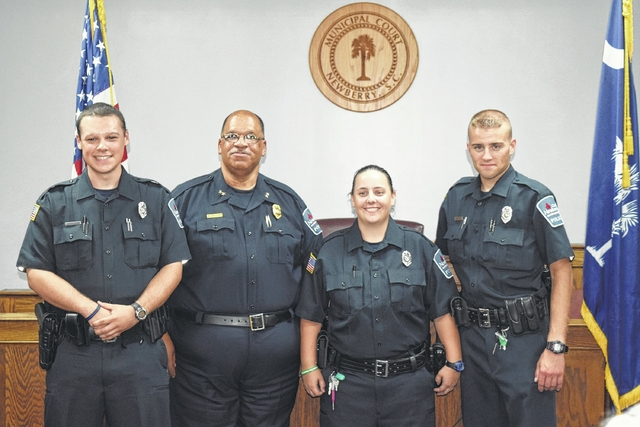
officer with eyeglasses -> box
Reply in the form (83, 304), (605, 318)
(167, 110), (323, 427)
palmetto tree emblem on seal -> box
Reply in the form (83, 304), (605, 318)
(351, 34), (376, 81)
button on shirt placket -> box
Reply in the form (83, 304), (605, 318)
(246, 228), (258, 309)
(369, 251), (385, 352)
(467, 198), (488, 296)
(102, 198), (115, 301)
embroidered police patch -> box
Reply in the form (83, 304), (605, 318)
(306, 253), (317, 274)
(536, 195), (564, 228)
(168, 198), (184, 228)
(302, 208), (322, 235)
(433, 249), (453, 279)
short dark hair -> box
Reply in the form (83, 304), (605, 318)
(220, 110), (265, 136)
(350, 164), (394, 194)
(76, 102), (127, 137)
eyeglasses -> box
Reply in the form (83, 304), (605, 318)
(221, 133), (264, 144)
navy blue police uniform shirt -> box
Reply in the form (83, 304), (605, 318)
(435, 165), (574, 309)
(168, 169), (323, 314)
(296, 218), (457, 360)
(16, 168), (191, 303)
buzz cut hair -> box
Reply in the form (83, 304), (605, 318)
(468, 109), (512, 140)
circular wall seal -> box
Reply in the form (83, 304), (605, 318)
(309, 2), (419, 112)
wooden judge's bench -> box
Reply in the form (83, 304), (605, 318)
(1, 246), (607, 427)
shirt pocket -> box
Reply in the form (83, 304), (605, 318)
(481, 227), (529, 270)
(263, 221), (297, 264)
(123, 222), (161, 268)
(54, 223), (93, 271)
(326, 272), (364, 316)
(388, 269), (427, 312)
(443, 226), (466, 264)
(195, 217), (237, 260)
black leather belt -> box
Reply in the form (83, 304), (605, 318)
(467, 299), (547, 329)
(336, 343), (427, 377)
(467, 307), (506, 328)
(172, 308), (292, 331)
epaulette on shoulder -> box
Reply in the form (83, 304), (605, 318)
(171, 173), (215, 198)
(398, 225), (425, 238)
(131, 176), (169, 192)
(48, 177), (78, 190)
(37, 178), (78, 200)
(512, 174), (550, 195)
(322, 227), (350, 243)
(452, 176), (475, 187)
(263, 175), (300, 199)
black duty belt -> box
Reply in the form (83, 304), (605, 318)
(88, 322), (145, 345)
(467, 298), (548, 329)
(336, 342), (427, 378)
(173, 308), (292, 331)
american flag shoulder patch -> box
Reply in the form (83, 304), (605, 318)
(30, 204), (41, 222)
(306, 253), (317, 274)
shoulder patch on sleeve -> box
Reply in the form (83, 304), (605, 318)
(306, 252), (317, 274)
(30, 204), (41, 222)
(302, 208), (322, 235)
(168, 198), (184, 228)
(536, 195), (564, 228)
(433, 249), (453, 279)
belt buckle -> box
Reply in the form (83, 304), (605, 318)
(104, 336), (118, 343)
(375, 360), (389, 377)
(249, 313), (265, 331)
(478, 308), (492, 328)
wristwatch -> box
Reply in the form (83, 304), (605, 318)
(445, 360), (465, 372)
(546, 341), (569, 354)
(131, 302), (148, 321)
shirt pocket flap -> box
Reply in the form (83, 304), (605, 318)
(388, 269), (426, 286)
(484, 227), (524, 246)
(122, 222), (158, 241)
(54, 224), (91, 243)
(196, 217), (235, 232)
(444, 226), (465, 241)
(326, 272), (363, 291)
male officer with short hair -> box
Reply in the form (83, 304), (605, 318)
(168, 110), (323, 427)
(435, 109), (574, 427)
(17, 102), (191, 427)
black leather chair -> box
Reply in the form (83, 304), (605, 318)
(315, 218), (424, 238)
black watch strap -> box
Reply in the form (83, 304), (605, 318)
(546, 341), (569, 354)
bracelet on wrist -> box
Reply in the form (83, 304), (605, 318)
(85, 304), (101, 322)
(300, 365), (319, 376)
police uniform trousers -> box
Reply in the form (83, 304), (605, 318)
(319, 365), (436, 427)
(44, 337), (170, 427)
(459, 316), (556, 427)
(169, 315), (300, 427)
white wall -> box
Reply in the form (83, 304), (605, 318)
(1, 0), (619, 289)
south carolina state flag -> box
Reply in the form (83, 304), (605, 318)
(582, 0), (640, 413)
(72, 0), (128, 177)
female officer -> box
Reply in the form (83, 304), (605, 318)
(296, 165), (462, 426)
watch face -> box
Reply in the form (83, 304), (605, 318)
(553, 343), (562, 352)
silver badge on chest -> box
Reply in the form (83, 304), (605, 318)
(138, 201), (147, 219)
(501, 206), (512, 224)
(402, 250), (412, 267)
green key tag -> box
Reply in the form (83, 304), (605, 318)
(495, 330), (508, 351)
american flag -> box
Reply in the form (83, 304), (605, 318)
(72, 0), (128, 177)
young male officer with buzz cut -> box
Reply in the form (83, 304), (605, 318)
(16, 102), (191, 427)
(167, 109), (323, 427)
(435, 109), (574, 427)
